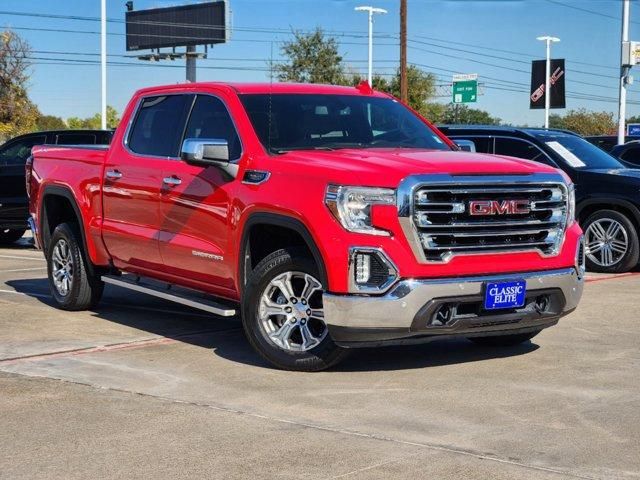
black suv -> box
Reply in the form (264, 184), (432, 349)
(0, 130), (112, 245)
(610, 141), (640, 169)
(439, 126), (640, 273)
(584, 135), (640, 153)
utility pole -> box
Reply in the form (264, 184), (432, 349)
(618, 0), (631, 145)
(355, 6), (387, 86)
(536, 35), (560, 129)
(100, 0), (107, 130)
(400, 0), (407, 102)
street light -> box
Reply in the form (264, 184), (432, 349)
(355, 6), (387, 86)
(536, 35), (560, 129)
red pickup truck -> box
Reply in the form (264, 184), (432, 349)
(27, 82), (585, 371)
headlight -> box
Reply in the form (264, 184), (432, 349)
(567, 183), (576, 225)
(325, 185), (395, 236)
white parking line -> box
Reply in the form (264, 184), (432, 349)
(2, 267), (47, 273)
(0, 288), (50, 298)
(0, 254), (45, 262)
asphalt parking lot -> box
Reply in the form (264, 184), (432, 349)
(1, 235), (639, 480)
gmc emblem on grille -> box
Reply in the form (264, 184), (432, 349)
(468, 199), (531, 216)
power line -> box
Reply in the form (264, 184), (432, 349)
(543, 0), (640, 25)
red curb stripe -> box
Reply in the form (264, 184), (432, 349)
(585, 272), (640, 283)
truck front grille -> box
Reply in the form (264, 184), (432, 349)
(398, 175), (570, 263)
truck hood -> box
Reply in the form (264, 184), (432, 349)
(276, 148), (559, 187)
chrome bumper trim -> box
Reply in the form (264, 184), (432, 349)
(27, 215), (41, 250)
(323, 267), (583, 330)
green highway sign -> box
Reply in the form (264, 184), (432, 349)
(452, 74), (478, 104)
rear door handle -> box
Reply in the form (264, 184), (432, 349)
(163, 176), (182, 186)
(105, 169), (122, 180)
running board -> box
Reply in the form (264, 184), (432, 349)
(101, 275), (237, 317)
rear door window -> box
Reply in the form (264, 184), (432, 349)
(55, 133), (98, 145)
(0, 136), (47, 165)
(128, 94), (194, 157)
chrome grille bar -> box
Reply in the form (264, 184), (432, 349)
(397, 173), (570, 263)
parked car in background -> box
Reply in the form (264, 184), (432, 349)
(610, 140), (640, 169)
(0, 130), (113, 245)
(584, 135), (640, 152)
(440, 126), (640, 273)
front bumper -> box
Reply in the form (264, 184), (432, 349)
(323, 267), (583, 347)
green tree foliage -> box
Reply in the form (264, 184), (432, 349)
(274, 28), (346, 84)
(437, 104), (501, 125)
(36, 114), (67, 131)
(548, 108), (616, 136)
(67, 106), (120, 130)
(0, 30), (39, 141)
(350, 66), (436, 117)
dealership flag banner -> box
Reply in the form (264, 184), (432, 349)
(530, 59), (566, 109)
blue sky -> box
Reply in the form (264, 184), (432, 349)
(1, 0), (639, 126)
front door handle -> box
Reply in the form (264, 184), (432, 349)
(105, 169), (122, 180)
(163, 176), (182, 186)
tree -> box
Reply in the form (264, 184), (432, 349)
(274, 28), (346, 84)
(547, 109), (616, 136)
(36, 114), (66, 131)
(350, 66), (436, 117)
(67, 106), (120, 130)
(438, 104), (501, 125)
(0, 30), (38, 141)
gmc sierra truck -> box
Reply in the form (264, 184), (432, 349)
(27, 82), (585, 371)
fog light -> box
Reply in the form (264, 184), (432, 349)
(576, 235), (585, 278)
(355, 253), (371, 284)
(349, 248), (398, 293)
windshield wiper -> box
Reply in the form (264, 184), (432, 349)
(270, 146), (335, 154)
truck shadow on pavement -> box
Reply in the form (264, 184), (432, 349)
(7, 278), (539, 372)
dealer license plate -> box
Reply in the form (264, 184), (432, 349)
(484, 280), (526, 310)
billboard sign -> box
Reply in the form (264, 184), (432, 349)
(627, 123), (640, 136)
(126, 1), (227, 51)
(530, 59), (565, 109)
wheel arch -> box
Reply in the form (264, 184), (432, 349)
(577, 198), (640, 231)
(39, 185), (95, 275)
(238, 213), (328, 294)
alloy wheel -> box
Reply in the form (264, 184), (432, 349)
(258, 271), (327, 352)
(51, 239), (74, 296)
(585, 218), (629, 267)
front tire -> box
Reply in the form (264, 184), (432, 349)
(46, 222), (104, 310)
(583, 210), (639, 273)
(242, 248), (348, 371)
(0, 228), (25, 245)
(468, 330), (541, 347)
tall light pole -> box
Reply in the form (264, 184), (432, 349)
(355, 6), (387, 86)
(400, 0), (407, 102)
(536, 35), (560, 129)
(100, 0), (107, 130)
(618, 0), (631, 145)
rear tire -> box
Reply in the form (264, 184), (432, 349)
(583, 210), (639, 273)
(46, 222), (104, 310)
(0, 228), (25, 245)
(468, 330), (541, 347)
(242, 248), (349, 371)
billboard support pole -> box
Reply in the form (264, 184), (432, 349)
(536, 35), (560, 129)
(186, 45), (196, 82)
(101, 0), (107, 130)
(618, 0), (630, 145)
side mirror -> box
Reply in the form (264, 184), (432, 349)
(180, 138), (238, 177)
(454, 139), (476, 152)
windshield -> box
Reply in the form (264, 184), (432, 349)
(239, 94), (451, 153)
(534, 132), (625, 169)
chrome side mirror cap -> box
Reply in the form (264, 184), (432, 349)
(180, 138), (238, 177)
(454, 139), (476, 152)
